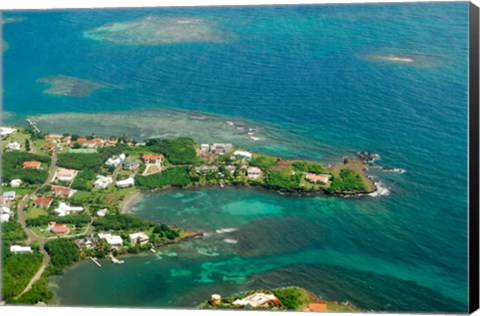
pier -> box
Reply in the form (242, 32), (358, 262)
(90, 257), (102, 267)
(26, 119), (41, 133)
(109, 255), (125, 264)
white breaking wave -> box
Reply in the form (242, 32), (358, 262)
(223, 239), (238, 244)
(369, 181), (391, 197)
(216, 227), (239, 234)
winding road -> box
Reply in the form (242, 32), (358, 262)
(15, 149), (58, 298)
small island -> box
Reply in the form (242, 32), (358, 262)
(1, 122), (376, 306)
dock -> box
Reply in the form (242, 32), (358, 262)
(90, 257), (102, 267)
(110, 255), (125, 264)
(26, 119), (41, 133)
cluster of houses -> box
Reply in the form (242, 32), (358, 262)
(209, 292), (281, 308)
(92, 231), (150, 248)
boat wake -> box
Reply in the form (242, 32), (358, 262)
(223, 239), (238, 244)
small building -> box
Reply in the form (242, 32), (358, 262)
(23, 161), (41, 169)
(34, 196), (53, 208)
(247, 167), (262, 180)
(1, 205), (12, 214)
(54, 202), (84, 216)
(75, 137), (105, 148)
(105, 154), (126, 167)
(98, 233), (123, 246)
(210, 143), (233, 155)
(233, 150), (253, 160)
(0, 127), (17, 137)
(94, 175), (113, 189)
(200, 144), (210, 152)
(225, 165), (236, 174)
(43, 143), (56, 151)
(232, 293), (280, 308)
(60, 136), (71, 143)
(97, 208), (108, 217)
(123, 159), (140, 171)
(142, 154), (163, 165)
(7, 141), (21, 151)
(10, 245), (32, 253)
(2, 191), (16, 201)
(55, 168), (77, 182)
(195, 165), (219, 173)
(129, 232), (150, 245)
(52, 186), (74, 198)
(305, 173), (331, 185)
(49, 222), (70, 234)
(0, 213), (10, 223)
(116, 177), (135, 188)
(76, 237), (98, 249)
(211, 294), (222, 305)
(10, 179), (22, 187)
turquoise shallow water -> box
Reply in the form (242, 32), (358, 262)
(2, 2), (469, 312)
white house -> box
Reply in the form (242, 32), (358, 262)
(0, 127), (17, 137)
(97, 208), (108, 217)
(233, 150), (253, 160)
(232, 293), (280, 308)
(105, 154), (126, 167)
(94, 175), (113, 189)
(55, 168), (77, 182)
(10, 179), (22, 187)
(1, 205), (11, 214)
(2, 191), (16, 200)
(10, 245), (32, 253)
(7, 141), (21, 151)
(247, 167), (262, 180)
(200, 144), (210, 152)
(210, 143), (233, 155)
(129, 232), (149, 245)
(116, 177), (135, 188)
(98, 233), (123, 246)
(0, 214), (10, 223)
(54, 202), (84, 216)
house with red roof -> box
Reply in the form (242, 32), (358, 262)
(52, 186), (74, 198)
(34, 197), (53, 208)
(48, 222), (70, 234)
(23, 161), (41, 169)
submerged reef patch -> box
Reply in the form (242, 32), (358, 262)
(36, 75), (121, 97)
(83, 16), (229, 45)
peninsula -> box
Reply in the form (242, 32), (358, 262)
(1, 124), (376, 306)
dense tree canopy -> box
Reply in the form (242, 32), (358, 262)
(146, 137), (197, 164)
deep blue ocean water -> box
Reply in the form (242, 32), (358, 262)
(2, 2), (470, 312)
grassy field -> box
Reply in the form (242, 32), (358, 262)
(26, 207), (49, 219)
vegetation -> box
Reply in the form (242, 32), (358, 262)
(2, 252), (43, 301)
(136, 166), (191, 189)
(249, 154), (277, 169)
(14, 276), (53, 304)
(328, 168), (367, 193)
(71, 169), (96, 191)
(146, 137), (197, 164)
(2, 221), (28, 244)
(273, 287), (310, 310)
(2, 151), (50, 184)
(262, 171), (303, 191)
(56, 153), (105, 171)
(44, 238), (80, 275)
(292, 161), (325, 174)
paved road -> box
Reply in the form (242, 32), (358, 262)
(15, 149), (57, 298)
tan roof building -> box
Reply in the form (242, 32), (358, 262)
(23, 161), (41, 169)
